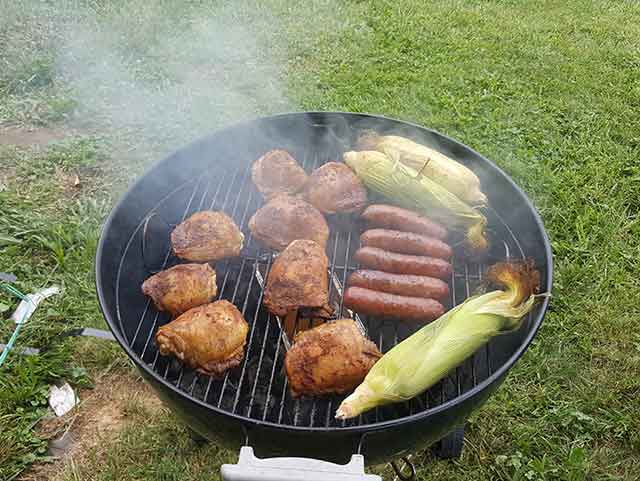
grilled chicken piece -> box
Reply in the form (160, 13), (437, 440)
(155, 300), (249, 377)
(251, 149), (309, 200)
(142, 263), (217, 316)
(249, 194), (329, 250)
(303, 162), (367, 214)
(263, 239), (331, 320)
(285, 319), (382, 398)
(171, 211), (244, 262)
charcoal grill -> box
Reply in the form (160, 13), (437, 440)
(96, 112), (552, 479)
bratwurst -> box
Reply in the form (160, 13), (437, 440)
(347, 270), (449, 300)
(343, 286), (445, 322)
(354, 246), (452, 280)
(360, 229), (452, 259)
(361, 204), (447, 240)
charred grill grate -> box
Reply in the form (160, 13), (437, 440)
(114, 133), (530, 429)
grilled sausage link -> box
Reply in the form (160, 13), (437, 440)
(344, 286), (445, 322)
(361, 204), (447, 240)
(347, 270), (450, 300)
(360, 229), (453, 259)
(354, 246), (452, 280)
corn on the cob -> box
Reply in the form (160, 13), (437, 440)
(335, 261), (541, 419)
(357, 133), (487, 206)
(344, 150), (489, 255)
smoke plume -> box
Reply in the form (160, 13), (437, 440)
(54, 2), (296, 160)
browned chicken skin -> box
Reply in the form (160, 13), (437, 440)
(171, 211), (244, 262)
(248, 194), (329, 250)
(285, 319), (382, 398)
(155, 300), (249, 377)
(303, 162), (367, 214)
(142, 263), (217, 316)
(251, 149), (309, 200)
(263, 239), (331, 322)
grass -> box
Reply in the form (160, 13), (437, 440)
(1, 0), (639, 480)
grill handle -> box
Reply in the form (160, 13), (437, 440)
(221, 446), (381, 481)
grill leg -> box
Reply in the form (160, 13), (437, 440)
(390, 457), (416, 481)
(187, 427), (208, 445)
(430, 424), (465, 460)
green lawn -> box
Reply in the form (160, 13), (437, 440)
(1, 1), (639, 480)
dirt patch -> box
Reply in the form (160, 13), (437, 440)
(0, 126), (72, 148)
(20, 372), (165, 481)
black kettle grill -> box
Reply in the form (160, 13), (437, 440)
(96, 112), (552, 480)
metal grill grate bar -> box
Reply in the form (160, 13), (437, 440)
(236, 260), (272, 416)
(135, 176), (207, 364)
(152, 167), (243, 373)
(262, 312), (284, 421)
(208, 165), (263, 405)
(173, 174), (222, 388)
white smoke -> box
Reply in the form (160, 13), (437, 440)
(54, 2), (295, 158)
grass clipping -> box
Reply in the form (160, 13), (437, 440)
(335, 261), (542, 420)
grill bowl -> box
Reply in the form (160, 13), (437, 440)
(96, 112), (552, 465)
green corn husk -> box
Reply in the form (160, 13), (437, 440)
(335, 261), (542, 420)
(344, 150), (489, 255)
(357, 133), (488, 206)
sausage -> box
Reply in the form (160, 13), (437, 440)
(347, 270), (450, 300)
(344, 286), (445, 322)
(360, 229), (453, 259)
(354, 247), (452, 280)
(361, 204), (447, 240)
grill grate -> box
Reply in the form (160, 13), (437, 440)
(115, 140), (530, 429)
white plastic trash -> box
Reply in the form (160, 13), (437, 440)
(49, 383), (78, 417)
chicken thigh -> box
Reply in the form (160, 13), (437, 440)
(285, 319), (382, 398)
(155, 300), (249, 377)
(248, 194), (329, 250)
(303, 162), (367, 214)
(251, 149), (309, 200)
(142, 263), (217, 316)
(171, 211), (244, 262)
(263, 239), (331, 318)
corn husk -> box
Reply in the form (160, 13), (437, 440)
(335, 261), (541, 420)
(344, 150), (488, 255)
(357, 133), (487, 206)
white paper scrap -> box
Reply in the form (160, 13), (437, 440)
(49, 383), (78, 417)
(11, 286), (61, 324)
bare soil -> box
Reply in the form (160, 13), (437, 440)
(20, 373), (165, 481)
(0, 126), (71, 148)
